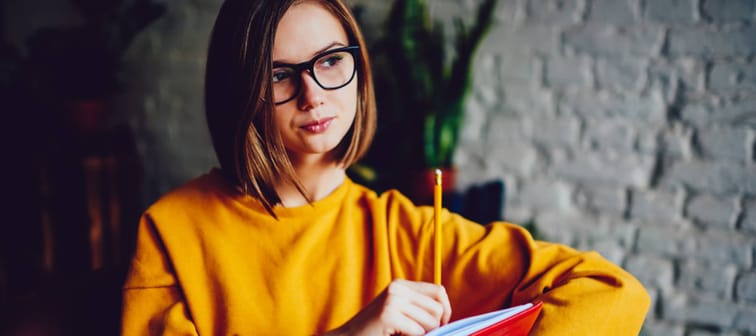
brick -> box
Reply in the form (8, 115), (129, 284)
(693, 232), (752, 266)
(625, 254), (675, 291)
(742, 197), (756, 232)
(587, 239), (627, 266)
(583, 218), (637, 252)
(734, 305), (756, 333)
(483, 23), (558, 55)
(643, 0), (698, 23)
(524, 115), (581, 146)
(655, 122), (694, 159)
(535, 211), (636, 252)
(455, 137), (487, 171)
(525, 0), (584, 25)
(564, 24), (664, 57)
(560, 89), (667, 124)
(584, 118), (635, 151)
(696, 126), (750, 163)
(586, 0), (637, 24)
(493, 0), (521, 24)
(595, 57), (647, 93)
(647, 58), (706, 102)
(484, 115), (526, 145)
(486, 140), (540, 176)
(518, 178), (572, 210)
(574, 183), (628, 216)
(639, 320), (685, 336)
(459, 97), (490, 144)
(553, 148), (657, 188)
(677, 261), (737, 299)
(636, 227), (752, 266)
(531, 210), (574, 245)
(702, 0), (756, 22)
(629, 188), (681, 222)
(735, 271), (756, 303)
(687, 329), (743, 336)
(686, 194), (739, 229)
(664, 294), (738, 328)
(709, 61), (756, 94)
(681, 97), (756, 128)
(668, 25), (756, 58)
(470, 54), (500, 106)
(544, 56), (592, 88)
(453, 151), (514, 191)
(544, 146), (571, 167)
(502, 84), (555, 116)
(660, 160), (756, 196)
(497, 53), (539, 84)
(636, 127), (660, 155)
(501, 204), (533, 227)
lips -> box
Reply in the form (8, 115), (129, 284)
(300, 117), (335, 133)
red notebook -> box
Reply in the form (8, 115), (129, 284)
(426, 301), (543, 336)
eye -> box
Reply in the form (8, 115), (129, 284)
(318, 53), (345, 68)
(272, 68), (294, 83)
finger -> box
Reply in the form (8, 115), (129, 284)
(387, 310), (428, 336)
(438, 286), (452, 324)
(397, 281), (451, 324)
(399, 300), (443, 332)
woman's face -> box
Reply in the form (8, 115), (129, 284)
(271, 1), (358, 164)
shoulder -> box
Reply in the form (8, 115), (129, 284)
(346, 180), (418, 210)
(143, 168), (240, 223)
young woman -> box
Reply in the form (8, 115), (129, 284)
(121, 0), (651, 335)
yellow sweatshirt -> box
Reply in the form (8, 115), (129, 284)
(122, 169), (650, 335)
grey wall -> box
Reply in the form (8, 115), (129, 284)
(436, 0), (756, 335)
(6, 0), (756, 335)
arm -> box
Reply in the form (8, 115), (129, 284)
(377, 190), (650, 336)
(438, 216), (651, 335)
(121, 215), (198, 336)
(514, 238), (651, 335)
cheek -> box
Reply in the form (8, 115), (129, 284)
(272, 108), (295, 135)
(343, 81), (359, 119)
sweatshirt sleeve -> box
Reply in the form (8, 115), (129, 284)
(385, 192), (651, 335)
(447, 216), (650, 335)
(121, 215), (199, 336)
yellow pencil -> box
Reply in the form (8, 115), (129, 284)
(434, 168), (442, 285)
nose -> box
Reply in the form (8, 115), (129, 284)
(297, 71), (325, 110)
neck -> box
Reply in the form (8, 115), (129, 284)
(274, 153), (346, 207)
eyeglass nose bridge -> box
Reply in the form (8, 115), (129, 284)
(292, 65), (321, 91)
(289, 59), (334, 95)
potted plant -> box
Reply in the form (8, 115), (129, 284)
(353, 0), (498, 204)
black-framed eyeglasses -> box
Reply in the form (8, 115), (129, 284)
(271, 45), (360, 105)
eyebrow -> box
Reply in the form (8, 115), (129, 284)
(272, 41), (347, 67)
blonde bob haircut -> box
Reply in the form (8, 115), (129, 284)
(205, 0), (377, 215)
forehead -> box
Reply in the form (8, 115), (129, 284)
(272, 1), (349, 62)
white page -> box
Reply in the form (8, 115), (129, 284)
(425, 303), (533, 336)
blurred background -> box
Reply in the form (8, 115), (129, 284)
(1, 0), (755, 335)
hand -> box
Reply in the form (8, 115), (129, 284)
(327, 279), (452, 336)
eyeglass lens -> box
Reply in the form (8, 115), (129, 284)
(272, 48), (357, 104)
